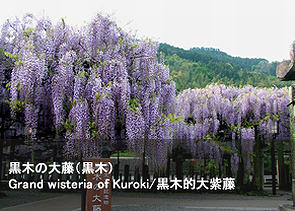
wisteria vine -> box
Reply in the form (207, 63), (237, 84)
(0, 13), (176, 170)
(175, 83), (290, 172)
(0, 13), (290, 174)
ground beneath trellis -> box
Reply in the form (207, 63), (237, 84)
(0, 189), (292, 211)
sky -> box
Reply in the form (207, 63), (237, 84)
(0, 0), (295, 62)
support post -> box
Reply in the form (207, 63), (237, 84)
(0, 102), (5, 193)
(277, 142), (286, 190)
(271, 139), (276, 195)
(253, 138), (264, 191)
(289, 84), (295, 206)
(81, 173), (86, 211)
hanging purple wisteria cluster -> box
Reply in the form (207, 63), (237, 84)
(175, 83), (290, 171)
(0, 13), (176, 168)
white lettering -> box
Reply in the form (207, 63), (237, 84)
(8, 179), (18, 189)
(8, 179), (43, 189)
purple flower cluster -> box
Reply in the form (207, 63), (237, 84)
(241, 128), (255, 170)
(1, 13), (178, 165)
(176, 83), (290, 171)
(195, 140), (223, 165)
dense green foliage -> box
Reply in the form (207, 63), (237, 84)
(158, 43), (291, 92)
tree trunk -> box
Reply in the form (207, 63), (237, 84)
(237, 157), (245, 187)
(253, 138), (264, 191)
(175, 161), (183, 179)
(277, 142), (286, 190)
(166, 156), (170, 178)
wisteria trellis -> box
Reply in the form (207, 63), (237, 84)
(0, 13), (290, 172)
(175, 83), (290, 172)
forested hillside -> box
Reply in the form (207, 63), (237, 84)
(158, 43), (291, 92)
